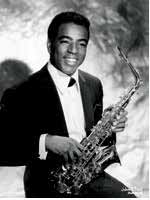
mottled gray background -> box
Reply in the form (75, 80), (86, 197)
(0, 0), (149, 198)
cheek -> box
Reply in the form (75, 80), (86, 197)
(56, 46), (67, 59)
(79, 49), (87, 61)
(53, 48), (63, 63)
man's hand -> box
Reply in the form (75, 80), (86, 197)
(45, 135), (83, 164)
(112, 110), (128, 133)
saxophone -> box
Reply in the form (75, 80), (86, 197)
(49, 47), (143, 195)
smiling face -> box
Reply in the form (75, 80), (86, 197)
(48, 23), (89, 76)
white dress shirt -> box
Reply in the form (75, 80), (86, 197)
(39, 62), (86, 159)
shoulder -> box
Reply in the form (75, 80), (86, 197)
(79, 69), (99, 81)
(5, 65), (47, 91)
(79, 69), (103, 89)
(1, 65), (47, 103)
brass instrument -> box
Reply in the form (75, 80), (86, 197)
(49, 47), (143, 195)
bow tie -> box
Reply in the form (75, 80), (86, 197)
(68, 77), (76, 87)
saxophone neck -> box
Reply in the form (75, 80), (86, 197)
(117, 46), (143, 88)
(117, 46), (143, 98)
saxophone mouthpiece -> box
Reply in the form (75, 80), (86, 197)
(117, 46), (128, 61)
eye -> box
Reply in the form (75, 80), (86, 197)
(79, 42), (87, 47)
(60, 40), (70, 44)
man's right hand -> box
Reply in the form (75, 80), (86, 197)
(45, 135), (83, 164)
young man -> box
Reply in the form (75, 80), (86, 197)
(0, 11), (136, 197)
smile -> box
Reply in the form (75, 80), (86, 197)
(64, 58), (77, 65)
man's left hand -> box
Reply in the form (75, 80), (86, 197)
(112, 110), (128, 133)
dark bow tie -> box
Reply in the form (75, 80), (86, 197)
(68, 77), (76, 87)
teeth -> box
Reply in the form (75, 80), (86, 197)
(65, 58), (77, 65)
(66, 58), (76, 61)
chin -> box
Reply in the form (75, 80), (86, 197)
(63, 67), (77, 76)
(65, 71), (74, 76)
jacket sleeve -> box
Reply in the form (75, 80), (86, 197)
(0, 88), (40, 166)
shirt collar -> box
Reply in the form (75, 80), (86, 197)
(47, 62), (79, 94)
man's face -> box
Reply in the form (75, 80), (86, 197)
(48, 23), (89, 76)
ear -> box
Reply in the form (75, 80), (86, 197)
(47, 39), (51, 54)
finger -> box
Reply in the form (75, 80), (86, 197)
(73, 147), (82, 158)
(117, 116), (128, 124)
(120, 117), (128, 123)
(105, 105), (114, 112)
(119, 110), (128, 118)
(112, 127), (124, 133)
(71, 139), (83, 151)
(68, 150), (74, 162)
(112, 121), (126, 131)
(115, 109), (128, 118)
(112, 121), (126, 129)
(63, 153), (69, 164)
(114, 115), (127, 124)
(76, 143), (83, 152)
(112, 123), (125, 129)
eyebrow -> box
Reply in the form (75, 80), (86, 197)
(58, 36), (88, 43)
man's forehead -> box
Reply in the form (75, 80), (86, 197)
(56, 22), (89, 40)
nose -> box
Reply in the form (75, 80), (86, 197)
(68, 42), (78, 54)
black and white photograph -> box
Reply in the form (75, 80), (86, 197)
(0, 0), (149, 198)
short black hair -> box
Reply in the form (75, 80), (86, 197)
(47, 11), (90, 42)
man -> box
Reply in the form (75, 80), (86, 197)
(0, 11), (136, 197)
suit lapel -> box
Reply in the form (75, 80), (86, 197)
(37, 65), (68, 136)
(79, 71), (94, 136)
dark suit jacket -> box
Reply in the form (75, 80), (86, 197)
(0, 64), (104, 197)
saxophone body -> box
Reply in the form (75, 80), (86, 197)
(49, 47), (143, 195)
